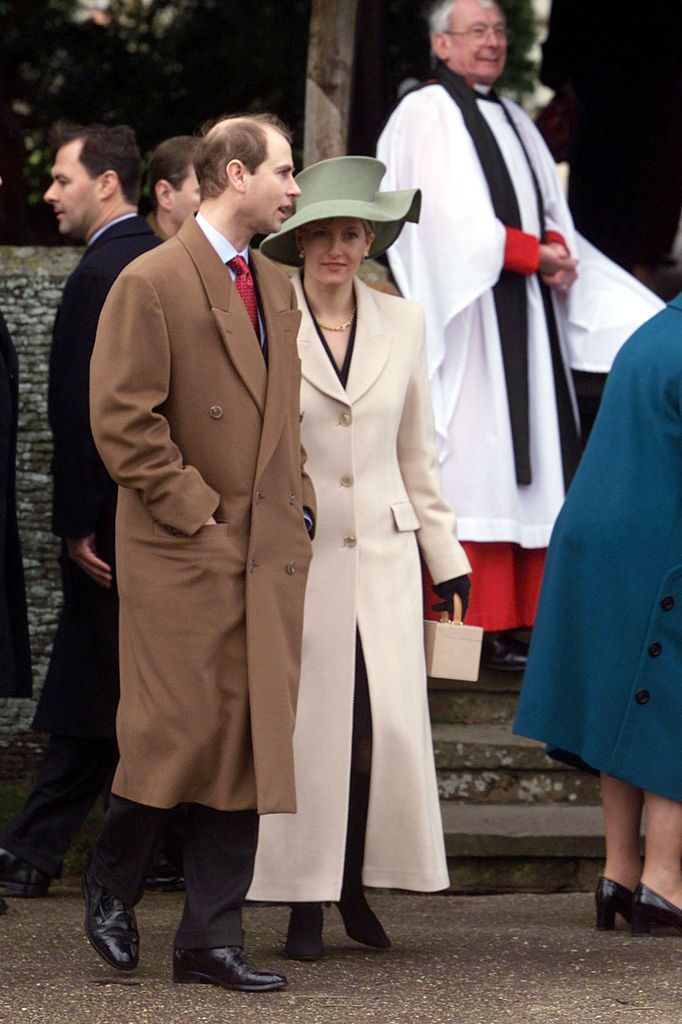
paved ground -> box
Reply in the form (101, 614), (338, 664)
(1, 887), (682, 1024)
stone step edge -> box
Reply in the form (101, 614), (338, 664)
(440, 803), (621, 859)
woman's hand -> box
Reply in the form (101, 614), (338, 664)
(431, 574), (471, 618)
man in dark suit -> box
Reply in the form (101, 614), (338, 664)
(0, 122), (161, 900)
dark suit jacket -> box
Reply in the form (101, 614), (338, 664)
(33, 215), (159, 736)
(0, 310), (32, 697)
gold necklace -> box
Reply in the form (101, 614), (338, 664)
(314, 308), (356, 332)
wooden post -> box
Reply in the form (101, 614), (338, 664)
(303, 0), (359, 167)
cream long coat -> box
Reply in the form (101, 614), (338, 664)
(89, 217), (315, 814)
(248, 273), (470, 899)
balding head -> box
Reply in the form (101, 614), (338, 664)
(195, 113), (292, 201)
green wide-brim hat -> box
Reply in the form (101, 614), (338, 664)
(259, 155), (421, 267)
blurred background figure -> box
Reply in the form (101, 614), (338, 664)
(146, 135), (200, 241)
(0, 176), (33, 916)
(0, 122), (171, 902)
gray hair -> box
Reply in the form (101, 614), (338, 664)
(425, 0), (500, 35)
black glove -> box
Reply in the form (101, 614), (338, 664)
(431, 574), (471, 619)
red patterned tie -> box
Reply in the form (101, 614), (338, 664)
(228, 255), (259, 338)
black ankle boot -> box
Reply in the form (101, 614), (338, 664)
(337, 772), (390, 949)
(285, 903), (324, 961)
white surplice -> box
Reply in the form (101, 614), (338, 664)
(377, 84), (663, 548)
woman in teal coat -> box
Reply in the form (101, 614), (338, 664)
(514, 292), (682, 936)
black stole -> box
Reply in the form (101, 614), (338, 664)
(434, 62), (581, 490)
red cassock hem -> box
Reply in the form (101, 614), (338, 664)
(422, 542), (546, 632)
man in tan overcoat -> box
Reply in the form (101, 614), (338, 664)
(84, 113), (315, 994)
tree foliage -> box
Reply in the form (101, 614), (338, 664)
(0, 0), (538, 241)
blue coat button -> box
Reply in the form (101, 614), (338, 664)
(635, 689), (650, 705)
(648, 642), (662, 657)
(661, 596), (674, 611)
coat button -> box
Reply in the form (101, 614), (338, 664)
(288, 491), (296, 504)
(661, 595), (675, 611)
(338, 411), (352, 426)
(648, 642), (662, 657)
(635, 689), (650, 705)
(209, 405), (223, 419)
(340, 474), (354, 487)
(343, 535), (357, 547)
(255, 490), (263, 503)
(249, 560), (258, 573)
(286, 561), (296, 574)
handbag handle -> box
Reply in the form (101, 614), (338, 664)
(439, 593), (463, 626)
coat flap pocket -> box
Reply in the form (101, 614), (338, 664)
(390, 501), (421, 532)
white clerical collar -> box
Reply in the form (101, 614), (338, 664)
(88, 212), (138, 246)
(195, 211), (249, 266)
(473, 84), (492, 96)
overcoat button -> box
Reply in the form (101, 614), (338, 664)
(255, 490), (263, 503)
(635, 689), (650, 705)
(648, 642), (662, 657)
(249, 560), (258, 573)
(288, 491), (296, 504)
(209, 405), (223, 419)
(340, 474), (354, 487)
(343, 535), (357, 547)
(338, 411), (352, 426)
(661, 596), (675, 611)
(286, 561), (296, 574)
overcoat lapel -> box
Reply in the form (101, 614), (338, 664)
(178, 217), (267, 415)
(291, 272), (390, 407)
(291, 273), (348, 405)
(251, 249), (301, 477)
(345, 278), (390, 405)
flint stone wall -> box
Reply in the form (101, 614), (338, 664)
(0, 245), (81, 778)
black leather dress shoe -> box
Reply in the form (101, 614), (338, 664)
(82, 863), (139, 970)
(631, 883), (682, 936)
(0, 846), (51, 898)
(481, 631), (529, 672)
(173, 946), (287, 992)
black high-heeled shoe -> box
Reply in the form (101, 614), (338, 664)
(285, 903), (324, 961)
(631, 883), (682, 936)
(337, 890), (391, 949)
(595, 876), (634, 930)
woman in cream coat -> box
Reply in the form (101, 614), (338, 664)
(248, 157), (471, 960)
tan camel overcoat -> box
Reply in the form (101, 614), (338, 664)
(89, 217), (315, 813)
(248, 274), (470, 899)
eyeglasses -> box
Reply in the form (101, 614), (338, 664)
(442, 24), (512, 43)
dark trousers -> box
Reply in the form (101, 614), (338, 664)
(92, 795), (258, 949)
(0, 735), (118, 878)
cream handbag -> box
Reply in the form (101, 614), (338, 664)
(424, 594), (483, 682)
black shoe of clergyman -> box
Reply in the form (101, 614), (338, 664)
(481, 631), (529, 672)
(82, 862), (139, 971)
(0, 846), (51, 897)
(173, 946), (287, 992)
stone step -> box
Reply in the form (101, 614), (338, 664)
(442, 802), (611, 893)
(432, 723), (601, 805)
(428, 670), (523, 727)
